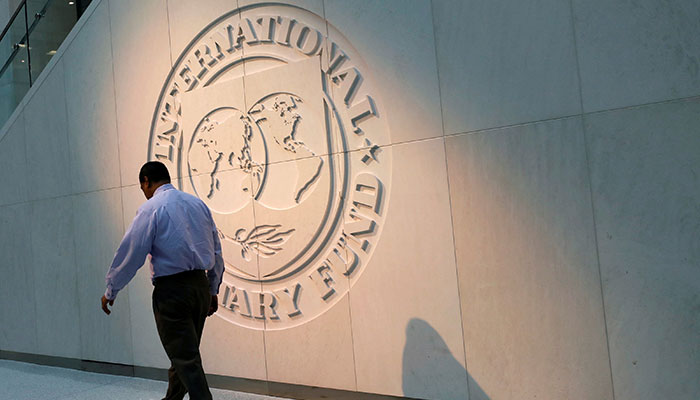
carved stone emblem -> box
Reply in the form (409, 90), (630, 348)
(148, 4), (391, 330)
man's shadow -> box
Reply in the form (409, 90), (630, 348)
(402, 318), (489, 400)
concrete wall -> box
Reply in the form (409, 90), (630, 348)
(0, 1), (698, 399)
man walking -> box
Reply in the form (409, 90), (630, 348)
(101, 161), (224, 400)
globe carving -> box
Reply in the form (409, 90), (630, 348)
(187, 108), (266, 214)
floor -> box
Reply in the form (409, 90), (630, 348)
(0, 360), (290, 400)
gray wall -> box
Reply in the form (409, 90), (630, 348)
(0, 1), (698, 399)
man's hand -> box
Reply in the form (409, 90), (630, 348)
(101, 295), (114, 315)
(208, 295), (218, 317)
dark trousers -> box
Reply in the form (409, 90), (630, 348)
(152, 270), (213, 400)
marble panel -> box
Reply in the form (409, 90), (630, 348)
(263, 295), (356, 390)
(177, 113), (261, 300)
(325, 0), (443, 145)
(108, 0), (173, 186)
(203, 293), (269, 378)
(199, 314), (268, 380)
(234, 4), (349, 160)
(179, 75), (255, 179)
(573, 0), (700, 112)
(0, 115), (27, 206)
(23, 59), (72, 201)
(243, 56), (341, 162)
(73, 188), (133, 364)
(166, 0), (238, 61)
(204, 172), (259, 283)
(235, 3), (326, 78)
(63, 0), (121, 193)
(249, 151), (351, 329)
(158, 7), (244, 183)
(348, 138), (468, 399)
(0, 203), (37, 353)
(30, 196), (81, 358)
(433, 0), (581, 134)
(446, 118), (613, 399)
(127, 263), (171, 369)
(584, 99), (700, 400)
(191, 169), (266, 380)
(198, 149), (354, 385)
(120, 184), (170, 368)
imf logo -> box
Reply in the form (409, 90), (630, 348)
(149, 3), (391, 330)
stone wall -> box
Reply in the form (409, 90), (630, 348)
(0, 1), (698, 399)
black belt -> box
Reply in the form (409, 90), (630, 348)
(153, 269), (207, 286)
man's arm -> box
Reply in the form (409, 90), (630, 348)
(102, 207), (156, 314)
(207, 221), (224, 316)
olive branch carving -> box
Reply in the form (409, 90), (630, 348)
(218, 225), (295, 261)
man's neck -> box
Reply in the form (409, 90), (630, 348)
(152, 181), (171, 193)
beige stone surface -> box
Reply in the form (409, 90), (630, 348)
(0, 203), (36, 353)
(243, 56), (339, 161)
(263, 291), (356, 390)
(251, 154), (337, 282)
(0, 116), (27, 206)
(1, 1), (698, 399)
(109, 0), (173, 186)
(167, 0), (238, 61)
(200, 312), (268, 380)
(446, 118), (614, 400)
(432, 0), (581, 134)
(30, 196), (81, 358)
(23, 60), (72, 201)
(585, 99), (700, 400)
(63, 0), (121, 193)
(573, 0), (700, 112)
(73, 188), (133, 365)
(348, 138), (468, 400)
(325, 0), (443, 145)
(196, 169), (268, 379)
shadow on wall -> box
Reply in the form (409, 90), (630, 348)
(402, 318), (489, 400)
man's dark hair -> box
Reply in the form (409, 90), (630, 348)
(139, 161), (171, 184)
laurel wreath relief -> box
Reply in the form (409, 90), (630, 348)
(219, 225), (295, 261)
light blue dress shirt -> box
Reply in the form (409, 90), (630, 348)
(104, 184), (224, 300)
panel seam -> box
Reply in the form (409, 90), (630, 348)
(105, 0), (133, 365)
(20, 110), (41, 355)
(107, 0), (123, 190)
(568, 0), (617, 398)
(165, 0), (174, 67)
(430, 0), (472, 398)
(235, 0), (270, 386)
(443, 94), (700, 141)
(61, 51), (83, 360)
(321, 0), (360, 392)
